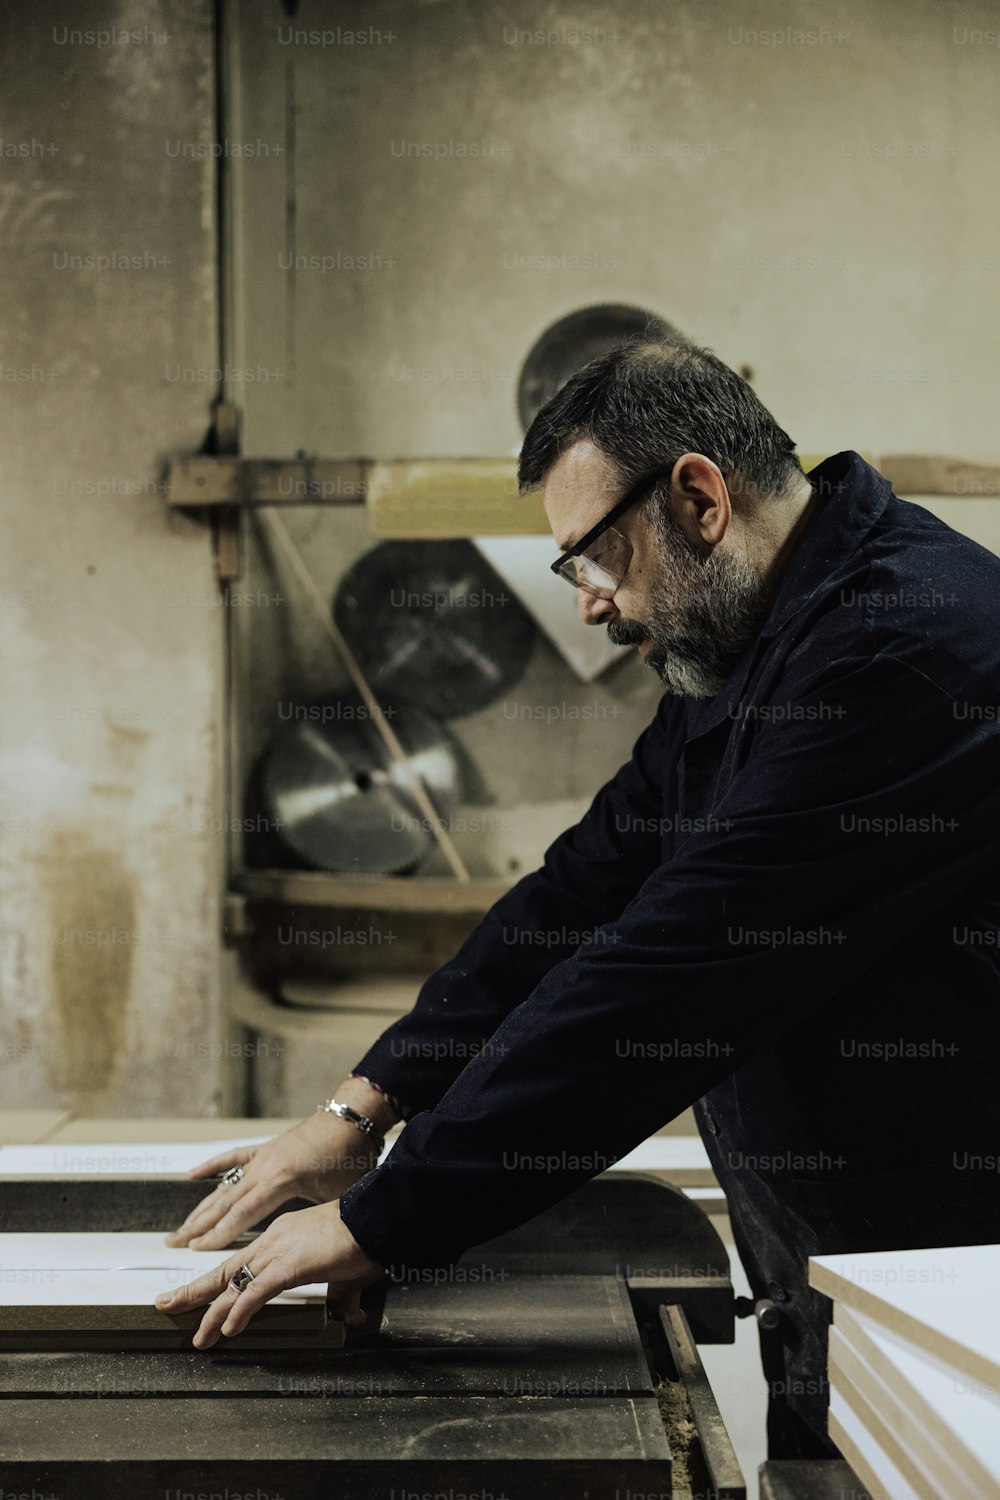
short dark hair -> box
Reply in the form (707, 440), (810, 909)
(518, 334), (805, 503)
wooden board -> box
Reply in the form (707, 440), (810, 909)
(0, 1237), (341, 1352)
(0, 1232), (324, 1283)
(809, 1245), (1000, 1393)
(167, 457), (368, 508)
(834, 1306), (1000, 1499)
(829, 1382), (923, 1500)
(0, 1132), (717, 1188)
(829, 1328), (982, 1500)
(367, 458), (547, 537)
(236, 868), (513, 912)
(879, 454), (1000, 498)
(0, 1140), (272, 1175)
(0, 1270), (340, 1350)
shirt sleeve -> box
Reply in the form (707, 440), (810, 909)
(339, 651), (1000, 1271)
(347, 694), (681, 1111)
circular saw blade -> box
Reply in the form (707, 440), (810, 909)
(517, 303), (678, 432)
(334, 540), (536, 719)
(260, 694), (461, 875)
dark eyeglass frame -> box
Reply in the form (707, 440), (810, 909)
(549, 467), (673, 592)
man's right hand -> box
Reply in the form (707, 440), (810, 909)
(164, 1080), (399, 1251)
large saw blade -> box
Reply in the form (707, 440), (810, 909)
(517, 303), (677, 432)
(333, 540), (536, 719)
(260, 694), (461, 874)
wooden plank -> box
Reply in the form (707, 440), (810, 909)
(830, 1328), (985, 1500)
(166, 453), (1000, 521)
(367, 458), (548, 537)
(0, 1237), (342, 1352)
(0, 1110), (73, 1145)
(0, 1139), (277, 1174)
(167, 457), (368, 508)
(880, 454), (1000, 497)
(834, 1306), (1000, 1499)
(236, 868), (514, 913)
(829, 1380), (924, 1500)
(809, 1245), (1000, 1394)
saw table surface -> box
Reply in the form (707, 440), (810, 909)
(0, 1113), (738, 1497)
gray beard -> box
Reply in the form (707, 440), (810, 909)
(607, 508), (775, 698)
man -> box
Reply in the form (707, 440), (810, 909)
(159, 336), (1000, 1459)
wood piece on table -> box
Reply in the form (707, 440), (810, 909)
(830, 1328), (979, 1500)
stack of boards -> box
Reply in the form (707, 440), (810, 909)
(809, 1245), (1000, 1500)
(0, 1232), (341, 1350)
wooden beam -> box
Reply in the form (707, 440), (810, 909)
(367, 458), (548, 537)
(878, 454), (1000, 497)
(237, 869), (513, 914)
(168, 457), (369, 508)
(167, 453), (1000, 529)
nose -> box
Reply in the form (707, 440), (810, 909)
(576, 588), (618, 625)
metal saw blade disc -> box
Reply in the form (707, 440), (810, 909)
(517, 303), (678, 432)
(333, 540), (536, 719)
(260, 694), (461, 874)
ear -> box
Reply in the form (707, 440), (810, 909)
(668, 453), (732, 546)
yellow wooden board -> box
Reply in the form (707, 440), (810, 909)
(367, 458), (545, 538)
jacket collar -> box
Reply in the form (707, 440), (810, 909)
(681, 451), (893, 742)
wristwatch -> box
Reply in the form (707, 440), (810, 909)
(317, 1098), (385, 1155)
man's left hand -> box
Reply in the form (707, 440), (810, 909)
(154, 1200), (386, 1349)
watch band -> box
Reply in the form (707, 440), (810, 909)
(317, 1098), (385, 1155)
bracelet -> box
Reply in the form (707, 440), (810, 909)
(349, 1072), (411, 1124)
(316, 1098), (385, 1154)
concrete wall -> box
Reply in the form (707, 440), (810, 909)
(227, 0), (1000, 883)
(0, 0), (225, 1113)
(230, 0), (1000, 458)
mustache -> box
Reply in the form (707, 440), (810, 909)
(606, 618), (649, 647)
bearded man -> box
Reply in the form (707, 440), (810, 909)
(161, 336), (1000, 1461)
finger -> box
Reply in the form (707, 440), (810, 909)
(327, 1286), (366, 1328)
(155, 1251), (247, 1314)
(186, 1184), (284, 1250)
(167, 1177), (282, 1249)
(191, 1262), (287, 1350)
(165, 1181), (239, 1245)
(187, 1145), (258, 1180)
(189, 1286), (241, 1350)
(217, 1265), (288, 1342)
(165, 1182), (258, 1247)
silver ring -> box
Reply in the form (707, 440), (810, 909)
(230, 1264), (255, 1294)
(221, 1165), (244, 1186)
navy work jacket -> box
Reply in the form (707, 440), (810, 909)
(340, 451), (1000, 1274)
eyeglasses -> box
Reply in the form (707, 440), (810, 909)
(550, 467), (673, 599)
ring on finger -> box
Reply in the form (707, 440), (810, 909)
(221, 1165), (244, 1187)
(230, 1264), (256, 1295)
